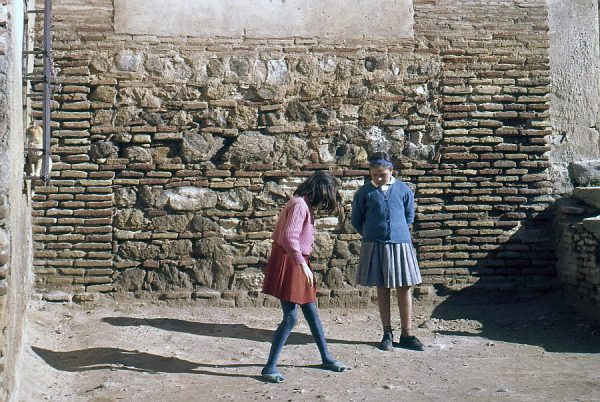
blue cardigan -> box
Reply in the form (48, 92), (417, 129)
(351, 179), (415, 243)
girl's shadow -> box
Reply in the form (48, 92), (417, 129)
(31, 346), (279, 380)
(101, 317), (369, 346)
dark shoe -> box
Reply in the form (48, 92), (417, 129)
(379, 332), (394, 351)
(261, 369), (285, 383)
(398, 335), (425, 351)
(321, 360), (346, 372)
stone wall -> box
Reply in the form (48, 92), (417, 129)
(32, 0), (558, 305)
(555, 164), (600, 320)
(0, 0), (34, 400)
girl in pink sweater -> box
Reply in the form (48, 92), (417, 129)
(261, 171), (346, 383)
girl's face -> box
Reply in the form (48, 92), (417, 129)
(370, 166), (392, 187)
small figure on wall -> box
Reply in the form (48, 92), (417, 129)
(25, 125), (44, 178)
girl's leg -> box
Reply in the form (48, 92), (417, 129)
(300, 303), (334, 363)
(300, 302), (346, 371)
(376, 287), (393, 351)
(377, 287), (392, 328)
(396, 286), (413, 336)
(262, 301), (298, 379)
(396, 286), (425, 351)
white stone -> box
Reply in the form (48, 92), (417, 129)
(116, 50), (143, 72)
(338, 104), (359, 120)
(315, 217), (339, 229)
(266, 59), (288, 85)
(319, 57), (337, 74)
(165, 187), (218, 211)
(319, 145), (335, 163)
(338, 189), (357, 204)
(43, 291), (72, 303)
(218, 188), (253, 211)
(367, 126), (390, 152)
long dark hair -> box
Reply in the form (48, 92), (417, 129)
(294, 170), (338, 214)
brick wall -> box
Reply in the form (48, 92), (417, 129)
(556, 203), (600, 320)
(555, 162), (600, 320)
(32, 0), (557, 305)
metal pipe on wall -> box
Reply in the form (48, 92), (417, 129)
(40, 0), (52, 181)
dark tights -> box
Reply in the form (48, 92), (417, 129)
(263, 300), (335, 374)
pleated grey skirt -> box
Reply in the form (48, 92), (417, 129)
(356, 242), (422, 288)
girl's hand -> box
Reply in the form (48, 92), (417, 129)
(301, 262), (314, 287)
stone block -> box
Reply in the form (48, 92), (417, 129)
(331, 288), (359, 298)
(558, 205), (585, 215)
(72, 293), (98, 303)
(86, 284), (114, 292)
(572, 187), (600, 210)
(582, 217), (600, 240)
(181, 132), (224, 164)
(165, 187), (217, 211)
(43, 291), (72, 303)
(90, 86), (117, 103)
(159, 291), (191, 300)
(569, 161), (600, 186)
(192, 289), (221, 300)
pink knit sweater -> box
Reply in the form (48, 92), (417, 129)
(271, 196), (314, 265)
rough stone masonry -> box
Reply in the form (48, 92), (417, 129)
(29, 0), (570, 306)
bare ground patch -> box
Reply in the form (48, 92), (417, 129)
(19, 292), (600, 401)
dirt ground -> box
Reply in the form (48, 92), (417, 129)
(18, 291), (600, 402)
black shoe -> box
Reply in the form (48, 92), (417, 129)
(379, 333), (394, 351)
(398, 335), (425, 351)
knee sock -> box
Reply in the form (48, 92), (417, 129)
(300, 302), (335, 364)
(263, 300), (298, 374)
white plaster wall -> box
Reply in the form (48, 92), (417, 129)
(547, 0), (600, 194)
(1, 1), (33, 400)
(115, 0), (414, 39)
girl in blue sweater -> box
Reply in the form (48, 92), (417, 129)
(351, 151), (424, 351)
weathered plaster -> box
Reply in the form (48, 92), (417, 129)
(547, 0), (600, 194)
(114, 0), (414, 39)
(0, 1), (33, 400)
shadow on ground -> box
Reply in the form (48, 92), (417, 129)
(31, 346), (266, 379)
(31, 346), (338, 379)
(430, 287), (600, 354)
(101, 317), (370, 347)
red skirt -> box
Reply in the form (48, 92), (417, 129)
(262, 242), (317, 305)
